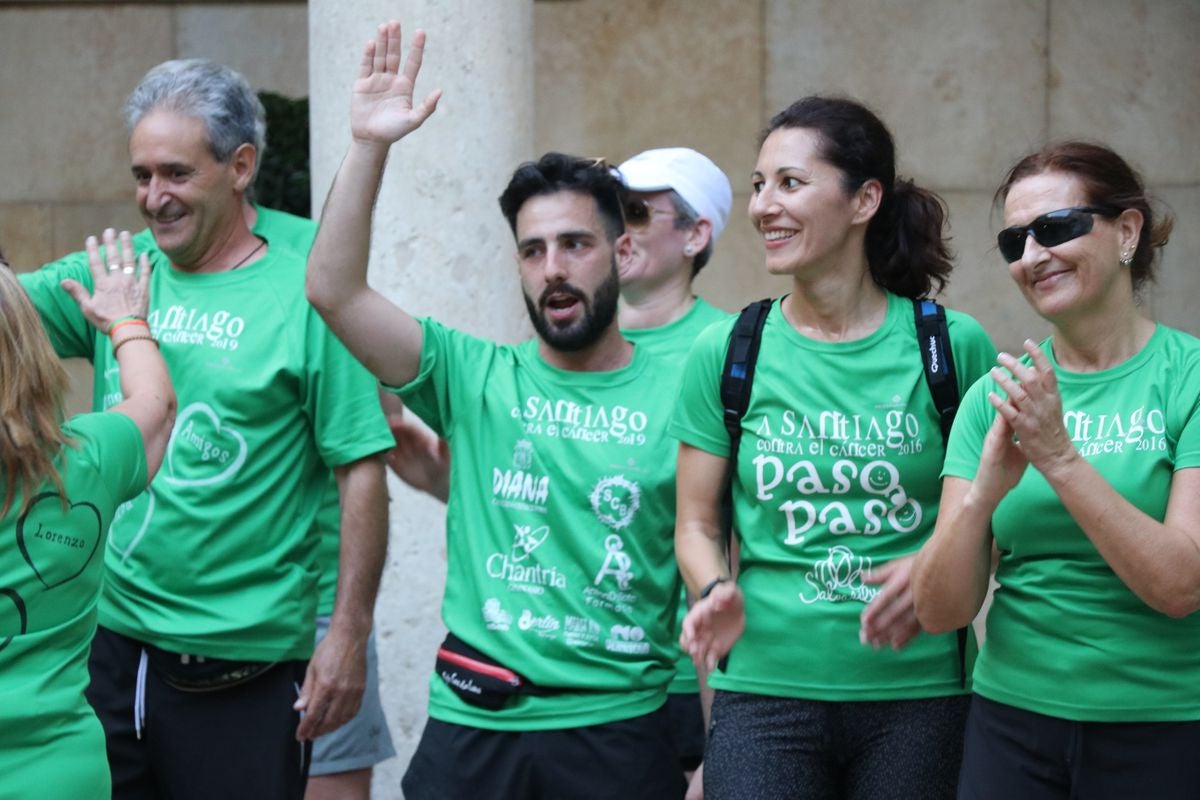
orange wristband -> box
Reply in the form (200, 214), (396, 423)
(108, 317), (149, 337)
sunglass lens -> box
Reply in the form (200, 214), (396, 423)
(1033, 211), (1092, 249)
(997, 228), (1026, 263)
(624, 200), (650, 226)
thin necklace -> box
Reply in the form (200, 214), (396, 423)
(229, 236), (266, 271)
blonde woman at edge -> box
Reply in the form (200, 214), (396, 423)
(0, 230), (175, 799)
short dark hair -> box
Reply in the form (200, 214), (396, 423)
(994, 140), (1172, 292)
(498, 153), (626, 242)
(763, 96), (953, 299)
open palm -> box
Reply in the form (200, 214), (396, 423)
(351, 20), (442, 146)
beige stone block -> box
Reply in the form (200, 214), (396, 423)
(0, 7), (174, 203)
(765, 0), (1047, 190)
(1049, 0), (1200, 185)
(1143, 185), (1200, 336)
(175, 5), (309, 99)
(63, 359), (95, 419)
(938, 190), (1052, 354)
(534, 0), (764, 186)
(695, 193), (792, 312)
(49, 203), (145, 263)
(0, 204), (53, 271)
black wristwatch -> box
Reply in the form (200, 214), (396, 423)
(699, 576), (730, 599)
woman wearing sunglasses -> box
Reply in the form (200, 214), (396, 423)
(913, 141), (1200, 799)
(670, 96), (997, 799)
(0, 231), (175, 799)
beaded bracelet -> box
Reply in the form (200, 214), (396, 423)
(112, 333), (158, 356)
(107, 316), (149, 337)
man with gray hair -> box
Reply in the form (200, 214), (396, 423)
(19, 59), (392, 798)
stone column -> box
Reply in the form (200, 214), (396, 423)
(308, 1), (534, 790)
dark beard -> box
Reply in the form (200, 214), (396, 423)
(523, 262), (621, 353)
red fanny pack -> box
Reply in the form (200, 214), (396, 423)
(434, 633), (536, 710)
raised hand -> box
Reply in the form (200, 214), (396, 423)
(62, 229), (152, 332)
(351, 20), (443, 147)
(681, 581), (745, 673)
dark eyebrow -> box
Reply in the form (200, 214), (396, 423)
(516, 236), (545, 251)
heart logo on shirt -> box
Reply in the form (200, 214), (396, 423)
(107, 488), (156, 563)
(0, 589), (28, 654)
(163, 402), (248, 487)
(16, 492), (102, 590)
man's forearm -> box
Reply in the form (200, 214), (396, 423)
(330, 454), (389, 636)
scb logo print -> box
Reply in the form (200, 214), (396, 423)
(589, 475), (641, 531)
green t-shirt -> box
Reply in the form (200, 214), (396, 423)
(391, 318), (682, 731)
(944, 325), (1200, 722)
(671, 292), (995, 701)
(624, 296), (730, 695)
(19, 215), (392, 662)
(0, 412), (146, 800)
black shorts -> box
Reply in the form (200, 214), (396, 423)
(665, 692), (706, 771)
(85, 625), (311, 800)
(959, 694), (1200, 800)
(401, 704), (686, 800)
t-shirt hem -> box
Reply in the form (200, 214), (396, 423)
(668, 679), (701, 695)
(98, 619), (314, 662)
(709, 674), (969, 701)
(428, 688), (668, 731)
(974, 682), (1200, 723)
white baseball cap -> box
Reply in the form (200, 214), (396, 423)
(617, 147), (733, 242)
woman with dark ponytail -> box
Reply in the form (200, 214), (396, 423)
(670, 96), (996, 798)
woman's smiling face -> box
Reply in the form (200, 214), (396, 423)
(748, 127), (870, 278)
(1002, 171), (1138, 322)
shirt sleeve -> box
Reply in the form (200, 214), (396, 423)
(946, 309), (998, 397)
(17, 251), (97, 361)
(300, 305), (394, 468)
(668, 315), (737, 457)
(65, 412), (149, 503)
(385, 317), (500, 441)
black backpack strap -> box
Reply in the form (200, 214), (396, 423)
(720, 298), (774, 456)
(912, 297), (970, 688)
(712, 298), (772, 673)
(913, 298), (959, 444)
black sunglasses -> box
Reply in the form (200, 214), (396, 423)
(623, 197), (680, 229)
(997, 205), (1121, 263)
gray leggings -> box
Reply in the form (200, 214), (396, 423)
(703, 690), (969, 800)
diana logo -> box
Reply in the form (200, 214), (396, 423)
(589, 475), (641, 531)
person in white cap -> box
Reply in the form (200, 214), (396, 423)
(616, 147), (734, 797)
